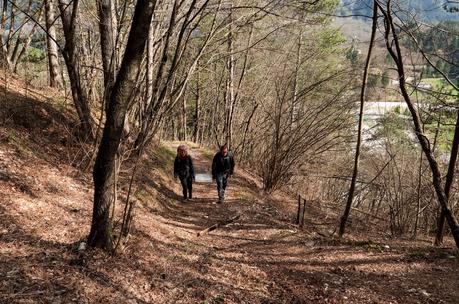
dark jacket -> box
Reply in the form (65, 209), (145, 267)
(212, 151), (235, 177)
(174, 155), (195, 179)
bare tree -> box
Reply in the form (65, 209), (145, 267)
(339, 1), (378, 237)
(88, 0), (156, 250)
(0, 0), (42, 70)
(58, 0), (94, 138)
(400, 19), (459, 245)
(44, 0), (63, 88)
(377, 0), (459, 249)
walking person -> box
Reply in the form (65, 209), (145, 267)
(174, 145), (195, 202)
(212, 144), (235, 203)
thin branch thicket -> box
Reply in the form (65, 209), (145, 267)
(377, 0), (459, 249)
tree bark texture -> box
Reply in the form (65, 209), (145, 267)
(88, 0), (156, 249)
(97, 0), (116, 91)
(44, 0), (63, 88)
(0, 0), (10, 67)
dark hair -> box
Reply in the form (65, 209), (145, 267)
(220, 143), (228, 152)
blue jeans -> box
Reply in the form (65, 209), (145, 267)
(216, 173), (228, 201)
(179, 176), (193, 199)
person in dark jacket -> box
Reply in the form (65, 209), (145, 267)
(174, 145), (195, 201)
(211, 144), (235, 203)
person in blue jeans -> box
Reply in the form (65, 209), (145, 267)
(174, 145), (195, 202)
(211, 144), (235, 203)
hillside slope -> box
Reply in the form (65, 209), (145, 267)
(1, 73), (459, 303)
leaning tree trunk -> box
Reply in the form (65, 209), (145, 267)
(400, 16), (459, 246)
(435, 110), (459, 245)
(378, 0), (459, 249)
(88, 0), (156, 250)
(339, 1), (378, 237)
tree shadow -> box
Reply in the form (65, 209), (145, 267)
(0, 88), (89, 169)
(0, 201), (163, 303)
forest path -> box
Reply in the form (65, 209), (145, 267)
(0, 120), (458, 304)
(129, 142), (459, 304)
(1, 69), (458, 304)
(140, 142), (323, 301)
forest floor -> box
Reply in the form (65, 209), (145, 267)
(1, 72), (459, 304)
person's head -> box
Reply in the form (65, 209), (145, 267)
(220, 144), (228, 157)
(177, 145), (188, 158)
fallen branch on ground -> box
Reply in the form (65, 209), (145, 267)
(197, 214), (240, 236)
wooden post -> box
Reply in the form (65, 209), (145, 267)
(296, 194), (301, 224)
(301, 198), (307, 227)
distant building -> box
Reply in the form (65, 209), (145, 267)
(417, 82), (432, 90)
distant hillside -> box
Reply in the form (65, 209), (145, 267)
(338, 0), (459, 22)
(331, 17), (371, 43)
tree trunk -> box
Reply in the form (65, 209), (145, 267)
(0, 0), (8, 65)
(9, 0), (32, 68)
(225, 4), (234, 148)
(413, 152), (423, 238)
(132, 0), (178, 151)
(0, 0), (10, 68)
(435, 109), (459, 245)
(290, 29), (302, 128)
(97, 0), (116, 91)
(193, 69), (200, 143)
(378, 0), (459, 249)
(44, 0), (63, 88)
(400, 15), (459, 246)
(88, 0), (156, 250)
(14, 24), (37, 73)
(240, 103), (258, 163)
(181, 90), (187, 141)
(145, 21), (155, 106)
(58, 0), (93, 138)
(339, 2), (378, 237)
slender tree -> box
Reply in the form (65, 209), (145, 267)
(339, 1), (378, 237)
(58, 0), (94, 138)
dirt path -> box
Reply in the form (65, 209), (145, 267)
(1, 140), (459, 304)
(132, 143), (459, 304)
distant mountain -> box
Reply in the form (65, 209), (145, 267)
(338, 0), (459, 22)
